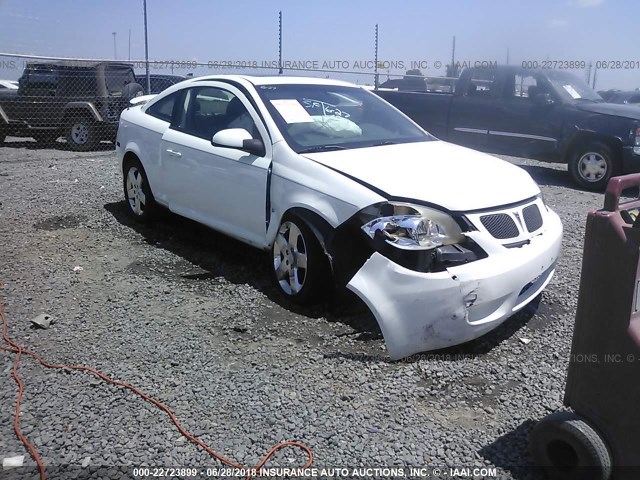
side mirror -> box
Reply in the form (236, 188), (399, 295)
(211, 128), (265, 156)
(533, 93), (554, 106)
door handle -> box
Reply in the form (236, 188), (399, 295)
(166, 149), (182, 158)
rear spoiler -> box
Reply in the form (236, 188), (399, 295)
(129, 94), (156, 106)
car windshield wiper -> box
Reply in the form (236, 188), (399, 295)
(369, 140), (397, 147)
(298, 145), (347, 154)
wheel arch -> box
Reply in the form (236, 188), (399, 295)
(565, 132), (623, 166)
(276, 206), (335, 257)
(121, 149), (142, 173)
(120, 141), (164, 207)
(63, 103), (103, 122)
(271, 204), (379, 289)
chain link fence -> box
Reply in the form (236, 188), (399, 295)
(0, 52), (595, 152)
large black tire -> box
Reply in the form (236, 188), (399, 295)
(568, 142), (619, 191)
(271, 214), (331, 304)
(530, 412), (612, 480)
(66, 116), (99, 151)
(122, 157), (157, 223)
(0, 130), (5, 144)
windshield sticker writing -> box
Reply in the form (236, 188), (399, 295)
(301, 99), (351, 119)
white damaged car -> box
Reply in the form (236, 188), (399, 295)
(116, 75), (563, 359)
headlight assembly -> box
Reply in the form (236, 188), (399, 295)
(361, 202), (464, 250)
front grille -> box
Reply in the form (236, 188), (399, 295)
(523, 204), (543, 232)
(480, 213), (519, 239)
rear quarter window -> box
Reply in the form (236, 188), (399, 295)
(146, 91), (179, 122)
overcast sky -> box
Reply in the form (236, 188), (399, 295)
(0, 0), (637, 89)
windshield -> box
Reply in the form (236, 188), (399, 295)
(546, 71), (603, 102)
(256, 83), (433, 153)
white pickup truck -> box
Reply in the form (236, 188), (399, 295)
(116, 74), (563, 359)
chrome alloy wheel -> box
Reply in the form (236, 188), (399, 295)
(577, 152), (608, 183)
(273, 221), (309, 295)
(126, 167), (146, 216)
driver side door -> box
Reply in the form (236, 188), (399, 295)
(159, 83), (272, 248)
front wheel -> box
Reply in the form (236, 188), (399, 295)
(123, 158), (157, 222)
(271, 216), (331, 304)
(568, 142), (618, 191)
(66, 116), (99, 151)
(530, 412), (612, 480)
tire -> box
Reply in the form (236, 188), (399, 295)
(530, 412), (612, 480)
(122, 82), (144, 99)
(0, 130), (5, 144)
(271, 215), (331, 304)
(568, 142), (619, 191)
(122, 157), (157, 222)
(66, 116), (99, 151)
(34, 131), (60, 146)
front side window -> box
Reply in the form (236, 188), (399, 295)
(256, 83), (432, 153)
(172, 86), (257, 140)
(511, 75), (538, 99)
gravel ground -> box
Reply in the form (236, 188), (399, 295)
(0, 138), (611, 479)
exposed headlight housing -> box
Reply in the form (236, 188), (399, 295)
(362, 202), (464, 250)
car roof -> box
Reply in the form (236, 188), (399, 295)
(25, 61), (134, 70)
(186, 74), (356, 88)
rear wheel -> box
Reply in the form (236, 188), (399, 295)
(530, 412), (612, 480)
(123, 158), (157, 222)
(568, 142), (618, 191)
(271, 215), (331, 304)
(66, 116), (98, 151)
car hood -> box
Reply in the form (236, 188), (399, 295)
(576, 102), (640, 120)
(303, 141), (540, 211)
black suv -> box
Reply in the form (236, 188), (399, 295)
(0, 61), (143, 150)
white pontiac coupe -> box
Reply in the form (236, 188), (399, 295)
(116, 75), (563, 359)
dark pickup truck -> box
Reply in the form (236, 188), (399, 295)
(0, 61), (143, 150)
(376, 65), (640, 190)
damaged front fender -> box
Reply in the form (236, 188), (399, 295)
(347, 253), (483, 359)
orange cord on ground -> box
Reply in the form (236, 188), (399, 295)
(0, 291), (313, 480)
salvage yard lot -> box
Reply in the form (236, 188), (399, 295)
(0, 139), (600, 478)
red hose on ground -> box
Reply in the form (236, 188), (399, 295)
(0, 291), (313, 480)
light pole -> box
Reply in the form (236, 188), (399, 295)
(278, 11), (283, 75)
(143, 0), (150, 94)
(112, 32), (117, 59)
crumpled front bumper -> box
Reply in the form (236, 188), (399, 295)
(347, 210), (563, 360)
